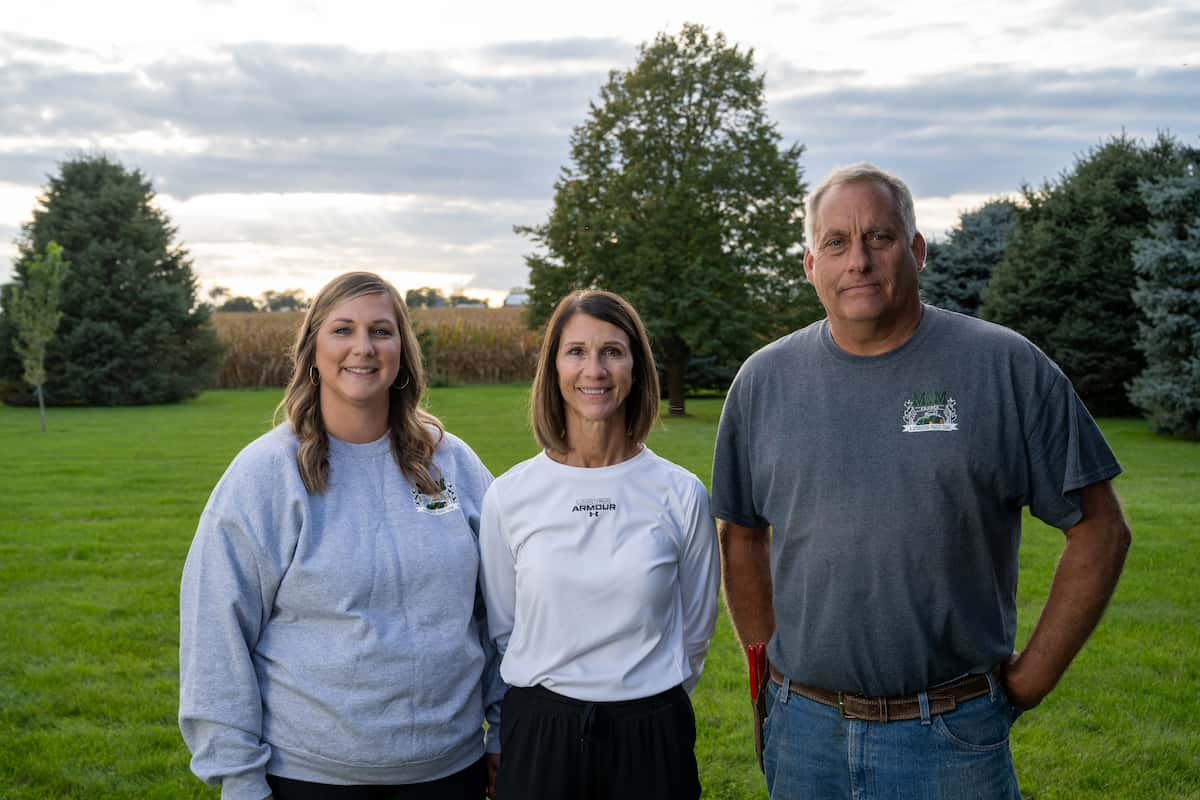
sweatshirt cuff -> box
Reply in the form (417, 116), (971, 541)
(221, 770), (271, 800)
(484, 727), (501, 755)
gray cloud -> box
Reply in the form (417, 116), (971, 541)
(1053, 0), (1179, 21)
(760, 58), (865, 92)
(806, 1), (890, 24)
(0, 153), (57, 190)
(774, 64), (1200, 196)
(0, 31), (74, 56)
(1133, 6), (1200, 45)
(1, 222), (20, 245)
(2, 33), (1199, 290)
(998, 1), (1200, 44)
(858, 19), (973, 44)
(0, 40), (608, 200)
(481, 37), (636, 63)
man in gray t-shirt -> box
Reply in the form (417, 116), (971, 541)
(712, 163), (1131, 799)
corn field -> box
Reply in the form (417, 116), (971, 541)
(211, 307), (542, 388)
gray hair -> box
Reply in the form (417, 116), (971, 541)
(805, 162), (918, 249)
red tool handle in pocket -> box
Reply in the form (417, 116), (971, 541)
(746, 643), (760, 701)
(747, 642), (767, 701)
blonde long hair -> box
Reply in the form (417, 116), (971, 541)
(275, 271), (444, 495)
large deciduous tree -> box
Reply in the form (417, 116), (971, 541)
(981, 133), (1192, 413)
(517, 23), (817, 415)
(921, 199), (1017, 317)
(0, 154), (222, 405)
(1128, 150), (1200, 438)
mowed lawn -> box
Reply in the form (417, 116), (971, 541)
(1, 387), (1197, 799)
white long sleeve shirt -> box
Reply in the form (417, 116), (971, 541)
(478, 447), (719, 702)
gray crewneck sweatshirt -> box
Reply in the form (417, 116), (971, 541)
(179, 425), (503, 800)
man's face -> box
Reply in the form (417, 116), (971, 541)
(804, 179), (925, 335)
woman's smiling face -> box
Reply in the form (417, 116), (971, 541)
(556, 312), (634, 431)
(313, 292), (402, 417)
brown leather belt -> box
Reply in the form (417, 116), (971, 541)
(768, 665), (994, 723)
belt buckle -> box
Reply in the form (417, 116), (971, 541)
(837, 691), (887, 721)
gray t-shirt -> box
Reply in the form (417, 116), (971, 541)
(711, 305), (1121, 696)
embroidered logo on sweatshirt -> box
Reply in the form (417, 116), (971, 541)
(571, 497), (617, 518)
(412, 479), (460, 515)
(902, 391), (959, 433)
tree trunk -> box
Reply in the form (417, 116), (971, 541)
(36, 384), (47, 433)
(662, 339), (689, 417)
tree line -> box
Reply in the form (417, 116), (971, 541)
(1, 23), (1197, 439)
(208, 286), (490, 312)
(209, 287), (311, 313)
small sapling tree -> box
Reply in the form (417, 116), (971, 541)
(9, 242), (69, 431)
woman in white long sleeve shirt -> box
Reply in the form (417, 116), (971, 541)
(479, 290), (719, 800)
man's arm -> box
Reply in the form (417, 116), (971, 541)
(1004, 480), (1131, 710)
(717, 520), (776, 650)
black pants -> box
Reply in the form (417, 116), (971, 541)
(496, 684), (700, 800)
(267, 756), (486, 800)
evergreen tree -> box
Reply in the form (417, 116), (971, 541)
(0, 154), (222, 405)
(982, 133), (1192, 412)
(921, 199), (1017, 316)
(1128, 150), (1200, 438)
(517, 24), (818, 414)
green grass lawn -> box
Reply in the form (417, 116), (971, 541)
(1, 387), (1197, 798)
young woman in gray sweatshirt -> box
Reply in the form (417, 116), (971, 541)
(180, 272), (504, 800)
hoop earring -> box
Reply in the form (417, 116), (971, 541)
(308, 366), (320, 386)
(393, 372), (410, 390)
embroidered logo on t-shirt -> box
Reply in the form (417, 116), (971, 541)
(571, 497), (617, 518)
(902, 391), (959, 433)
(412, 479), (460, 515)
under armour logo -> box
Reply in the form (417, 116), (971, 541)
(571, 497), (617, 517)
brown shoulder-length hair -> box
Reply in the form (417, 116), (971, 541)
(530, 290), (660, 453)
(274, 271), (444, 495)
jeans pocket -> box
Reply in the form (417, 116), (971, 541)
(761, 680), (781, 739)
(932, 696), (1011, 752)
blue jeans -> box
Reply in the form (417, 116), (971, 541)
(762, 674), (1022, 800)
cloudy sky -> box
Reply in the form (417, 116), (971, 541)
(2, 0), (1197, 305)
